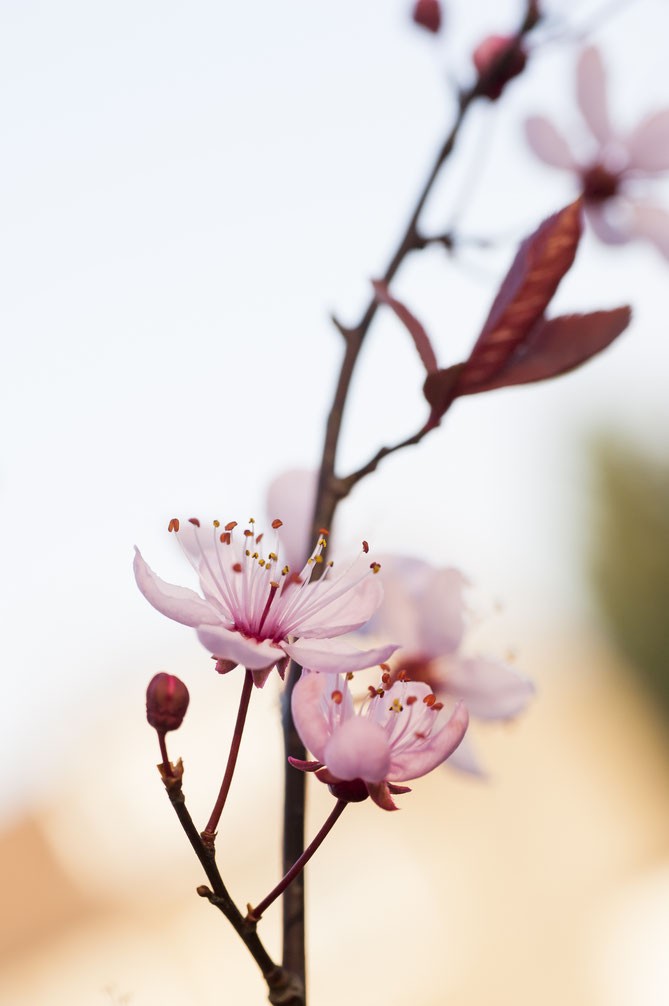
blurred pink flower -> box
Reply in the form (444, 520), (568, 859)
(412, 0), (442, 34)
(134, 516), (397, 688)
(364, 556), (534, 775)
(291, 670), (468, 810)
(525, 46), (669, 257)
(266, 471), (533, 770)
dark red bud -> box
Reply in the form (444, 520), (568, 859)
(146, 673), (190, 732)
(412, 0), (442, 33)
(473, 34), (527, 100)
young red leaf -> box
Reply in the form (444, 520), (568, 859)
(456, 200), (583, 392)
(460, 307), (631, 394)
(372, 279), (438, 374)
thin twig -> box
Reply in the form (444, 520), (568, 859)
(250, 800), (347, 922)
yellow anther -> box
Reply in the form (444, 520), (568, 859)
(268, 552), (278, 562)
(245, 549), (250, 557)
(318, 538), (327, 548)
(389, 699), (404, 713)
(258, 559), (265, 567)
(346, 672), (354, 680)
(249, 517), (255, 524)
(282, 565), (290, 575)
(252, 552), (259, 560)
(213, 519), (220, 528)
(315, 554), (323, 564)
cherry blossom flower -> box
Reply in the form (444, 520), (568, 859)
(134, 516), (397, 688)
(290, 670), (469, 810)
(525, 46), (669, 257)
(365, 555), (534, 774)
(266, 471), (533, 769)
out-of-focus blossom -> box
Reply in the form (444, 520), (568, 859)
(365, 556), (534, 775)
(526, 46), (669, 257)
(134, 516), (397, 688)
(266, 472), (532, 771)
(412, 0), (442, 34)
(473, 34), (527, 100)
(290, 670), (468, 810)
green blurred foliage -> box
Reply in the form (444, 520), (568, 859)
(590, 436), (669, 719)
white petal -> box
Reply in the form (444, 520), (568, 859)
(438, 656), (534, 721)
(626, 110), (669, 172)
(284, 637), (398, 674)
(196, 624), (282, 669)
(576, 46), (613, 145)
(133, 547), (217, 627)
(525, 116), (577, 171)
(265, 469), (318, 571)
(291, 670), (331, 761)
(627, 201), (669, 259)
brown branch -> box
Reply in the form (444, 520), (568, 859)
(159, 763), (304, 1005)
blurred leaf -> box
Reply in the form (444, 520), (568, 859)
(461, 307), (631, 393)
(456, 200), (582, 392)
(589, 437), (669, 721)
(372, 279), (438, 374)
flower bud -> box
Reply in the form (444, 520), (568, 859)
(473, 34), (527, 100)
(412, 0), (442, 33)
(327, 777), (369, 803)
(146, 673), (190, 732)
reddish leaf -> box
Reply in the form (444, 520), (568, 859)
(456, 200), (583, 392)
(460, 307), (631, 394)
(372, 279), (438, 374)
(423, 363), (465, 417)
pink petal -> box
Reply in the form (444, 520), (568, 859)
(584, 203), (629, 245)
(576, 46), (613, 146)
(284, 637), (398, 674)
(438, 656), (534, 720)
(196, 624), (282, 670)
(368, 557), (466, 657)
(294, 575), (384, 639)
(525, 116), (577, 170)
(627, 201), (669, 259)
(133, 547), (217, 627)
(626, 110), (669, 172)
(445, 731), (486, 776)
(388, 702), (469, 782)
(265, 469), (318, 571)
(324, 717), (391, 783)
(291, 670), (331, 761)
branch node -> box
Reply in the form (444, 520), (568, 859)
(158, 757), (184, 793)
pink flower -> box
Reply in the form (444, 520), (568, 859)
(526, 46), (669, 257)
(290, 670), (469, 810)
(134, 516), (397, 688)
(412, 0), (442, 34)
(365, 556), (534, 775)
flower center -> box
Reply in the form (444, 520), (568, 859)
(581, 163), (620, 202)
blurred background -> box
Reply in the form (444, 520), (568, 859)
(2, 0), (669, 1002)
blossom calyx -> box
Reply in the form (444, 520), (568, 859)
(146, 673), (190, 732)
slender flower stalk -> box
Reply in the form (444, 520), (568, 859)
(202, 668), (254, 841)
(248, 799), (348, 923)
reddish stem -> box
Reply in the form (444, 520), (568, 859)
(157, 731), (173, 776)
(203, 668), (254, 838)
(251, 799), (347, 921)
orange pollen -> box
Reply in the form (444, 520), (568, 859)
(423, 694), (436, 707)
(220, 532), (231, 544)
(398, 669), (411, 682)
(381, 672), (391, 686)
(243, 529), (253, 537)
(287, 572), (303, 586)
(406, 696), (418, 706)
(379, 663), (390, 672)
(319, 528), (329, 536)
(213, 519), (220, 528)
(233, 563), (243, 573)
(346, 672), (354, 680)
(362, 540), (369, 553)
(370, 562), (381, 574)
(432, 701), (444, 711)
(256, 533), (263, 545)
(225, 521), (237, 531)
(367, 685), (378, 698)
(272, 519), (283, 529)
(168, 518), (180, 533)
(331, 690), (343, 705)
(188, 518), (200, 527)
